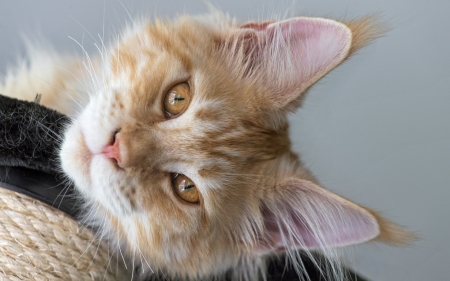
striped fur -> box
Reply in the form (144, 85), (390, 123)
(1, 11), (411, 281)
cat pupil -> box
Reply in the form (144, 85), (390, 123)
(168, 93), (176, 105)
(179, 179), (194, 191)
(168, 93), (184, 105)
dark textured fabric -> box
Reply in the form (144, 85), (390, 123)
(0, 94), (70, 174)
(265, 253), (369, 281)
(0, 94), (77, 216)
(139, 253), (369, 281)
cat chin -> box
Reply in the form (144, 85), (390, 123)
(60, 120), (92, 193)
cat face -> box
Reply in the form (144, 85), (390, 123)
(60, 13), (410, 279)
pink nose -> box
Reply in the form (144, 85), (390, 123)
(102, 134), (122, 165)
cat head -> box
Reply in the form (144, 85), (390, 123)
(60, 12), (410, 280)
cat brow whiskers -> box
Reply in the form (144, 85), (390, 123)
(97, 33), (108, 83)
(101, 0), (106, 57)
(68, 36), (102, 94)
(69, 15), (102, 46)
(219, 172), (270, 178)
(68, 15), (109, 96)
(73, 47), (97, 104)
(216, 172), (274, 185)
(117, 0), (135, 25)
(23, 65), (87, 113)
(116, 34), (120, 77)
(48, 65), (90, 102)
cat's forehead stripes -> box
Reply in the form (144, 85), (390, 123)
(109, 24), (198, 119)
(111, 21), (196, 75)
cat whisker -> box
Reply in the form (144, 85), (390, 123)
(218, 172), (271, 179)
(132, 241), (153, 274)
(52, 180), (73, 210)
(68, 36), (102, 94)
(95, 34), (108, 83)
(66, 20), (106, 98)
(69, 15), (101, 47)
(117, 0), (135, 26)
(72, 206), (104, 261)
(131, 250), (135, 281)
(72, 47), (93, 101)
(76, 208), (125, 279)
(117, 230), (129, 270)
(116, 34), (120, 77)
(101, 246), (115, 281)
(48, 64), (92, 100)
(23, 65), (88, 112)
(82, 60), (100, 94)
(83, 236), (105, 276)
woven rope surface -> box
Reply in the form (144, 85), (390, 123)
(0, 187), (131, 280)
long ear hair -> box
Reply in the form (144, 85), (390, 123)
(254, 178), (412, 280)
(218, 16), (385, 112)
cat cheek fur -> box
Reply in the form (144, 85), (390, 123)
(57, 12), (413, 280)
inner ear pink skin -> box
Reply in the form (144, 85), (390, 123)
(234, 18), (352, 108)
(258, 179), (380, 253)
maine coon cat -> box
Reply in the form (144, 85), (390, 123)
(0, 10), (412, 281)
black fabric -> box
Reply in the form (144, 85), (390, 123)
(140, 253), (369, 281)
(0, 94), (70, 174)
(0, 94), (78, 217)
(0, 165), (79, 218)
(265, 254), (369, 281)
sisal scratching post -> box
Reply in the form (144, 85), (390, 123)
(0, 188), (130, 281)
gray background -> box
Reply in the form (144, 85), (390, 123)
(0, 1), (448, 280)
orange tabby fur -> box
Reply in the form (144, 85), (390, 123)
(0, 11), (412, 281)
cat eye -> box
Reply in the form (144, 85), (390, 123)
(172, 174), (200, 204)
(164, 83), (191, 117)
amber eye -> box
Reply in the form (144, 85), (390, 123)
(172, 174), (200, 204)
(164, 83), (190, 117)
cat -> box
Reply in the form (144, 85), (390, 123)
(0, 10), (412, 281)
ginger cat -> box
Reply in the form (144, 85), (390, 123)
(0, 11), (411, 281)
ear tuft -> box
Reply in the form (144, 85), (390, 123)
(344, 15), (388, 56)
(370, 211), (418, 245)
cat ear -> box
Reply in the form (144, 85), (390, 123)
(257, 178), (380, 254)
(225, 18), (352, 108)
